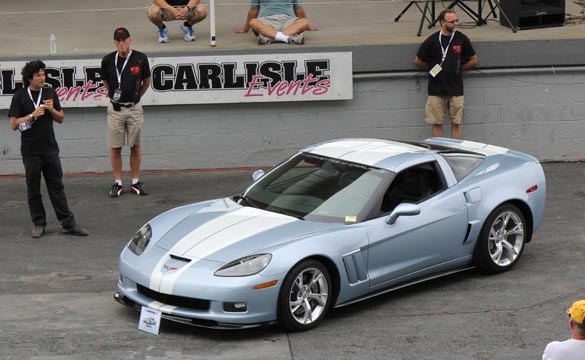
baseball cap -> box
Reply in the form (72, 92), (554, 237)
(113, 27), (131, 41)
(567, 300), (585, 324)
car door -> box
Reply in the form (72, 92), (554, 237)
(367, 162), (468, 290)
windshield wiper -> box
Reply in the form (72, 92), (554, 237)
(267, 207), (305, 220)
(232, 194), (264, 209)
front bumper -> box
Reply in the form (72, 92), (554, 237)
(117, 246), (284, 329)
(113, 291), (275, 329)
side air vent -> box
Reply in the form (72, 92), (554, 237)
(342, 249), (368, 284)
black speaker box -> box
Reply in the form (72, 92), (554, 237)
(500, 0), (565, 29)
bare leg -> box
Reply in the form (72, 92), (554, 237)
(111, 147), (123, 181)
(432, 124), (444, 137)
(147, 4), (166, 28)
(451, 124), (462, 139)
(187, 4), (208, 26)
(130, 145), (142, 180)
(282, 18), (309, 36)
(249, 19), (278, 39)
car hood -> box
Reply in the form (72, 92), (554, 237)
(152, 198), (339, 263)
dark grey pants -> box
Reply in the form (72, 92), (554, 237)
(22, 152), (75, 228)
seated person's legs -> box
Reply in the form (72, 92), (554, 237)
(282, 17), (309, 36)
(251, 15), (305, 44)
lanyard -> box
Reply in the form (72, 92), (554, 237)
(114, 50), (132, 89)
(27, 87), (43, 109)
(438, 31), (455, 65)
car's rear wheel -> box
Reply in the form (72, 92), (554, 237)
(278, 259), (332, 332)
(475, 204), (526, 273)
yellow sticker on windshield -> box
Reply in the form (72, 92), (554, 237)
(345, 215), (357, 223)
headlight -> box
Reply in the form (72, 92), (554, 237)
(214, 254), (272, 277)
(128, 224), (152, 255)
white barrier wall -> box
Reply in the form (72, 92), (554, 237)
(1, 70), (584, 175)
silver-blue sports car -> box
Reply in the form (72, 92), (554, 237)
(114, 138), (546, 331)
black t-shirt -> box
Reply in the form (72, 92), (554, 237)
(8, 87), (62, 155)
(416, 31), (476, 96)
(165, 0), (188, 5)
(100, 50), (151, 103)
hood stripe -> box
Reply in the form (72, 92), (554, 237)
(183, 211), (296, 259)
(149, 206), (296, 294)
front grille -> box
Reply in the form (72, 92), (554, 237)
(137, 284), (210, 311)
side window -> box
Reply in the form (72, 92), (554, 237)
(440, 153), (484, 181)
(380, 162), (446, 213)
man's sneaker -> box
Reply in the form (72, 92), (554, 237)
(158, 27), (169, 43)
(257, 34), (272, 45)
(287, 33), (305, 45)
(131, 181), (148, 196)
(63, 225), (89, 236)
(109, 183), (123, 198)
(180, 24), (195, 41)
(31, 225), (45, 238)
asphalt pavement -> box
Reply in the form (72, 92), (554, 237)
(0, 163), (584, 360)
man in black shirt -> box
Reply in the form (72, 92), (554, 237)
(414, 9), (478, 139)
(101, 28), (151, 198)
(8, 60), (89, 238)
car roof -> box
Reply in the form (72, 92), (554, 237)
(302, 138), (507, 172)
(302, 138), (432, 169)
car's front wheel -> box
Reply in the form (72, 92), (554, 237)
(475, 204), (527, 273)
(278, 259), (332, 332)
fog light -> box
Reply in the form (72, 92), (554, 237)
(223, 302), (248, 313)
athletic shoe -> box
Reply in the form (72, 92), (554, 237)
(158, 27), (169, 43)
(131, 181), (148, 196)
(287, 33), (305, 45)
(63, 225), (89, 236)
(109, 183), (123, 198)
(257, 34), (272, 45)
(31, 225), (45, 238)
(180, 24), (195, 41)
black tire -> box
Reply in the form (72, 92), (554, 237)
(278, 259), (332, 332)
(475, 204), (527, 274)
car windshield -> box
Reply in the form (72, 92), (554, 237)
(243, 152), (389, 223)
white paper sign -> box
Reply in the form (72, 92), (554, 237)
(138, 306), (162, 335)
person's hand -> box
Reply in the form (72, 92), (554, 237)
(43, 99), (54, 112)
(174, 7), (186, 20)
(32, 105), (45, 119)
(235, 26), (249, 33)
(308, 24), (320, 31)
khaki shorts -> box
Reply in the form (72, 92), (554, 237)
(107, 102), (144, 148)
(147, 2), (199, 22)
(258, 14), (299, 32)
(425, 95), (464, 125)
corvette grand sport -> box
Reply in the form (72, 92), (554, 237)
(114, 138), (546, 331)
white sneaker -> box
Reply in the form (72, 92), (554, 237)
(158, 27), (169, 43)
(180, 24), (195, 41)
(287, 33), (304, 45)
(257, 34), (272, 45)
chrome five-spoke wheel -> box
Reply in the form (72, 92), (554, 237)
(279, 260), (332, 331)
(475, 204), (527, 273)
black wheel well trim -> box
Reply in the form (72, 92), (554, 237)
(278, 255), (341, 310)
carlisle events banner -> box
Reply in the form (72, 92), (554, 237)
(0, 52), (352, 108)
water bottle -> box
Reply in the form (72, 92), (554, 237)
(49, 34), (56, 54)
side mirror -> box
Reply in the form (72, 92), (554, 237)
(252, 169), (265, 182)
(385, 203), (421, 225)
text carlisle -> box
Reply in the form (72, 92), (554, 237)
(0, 53), (352, 108)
